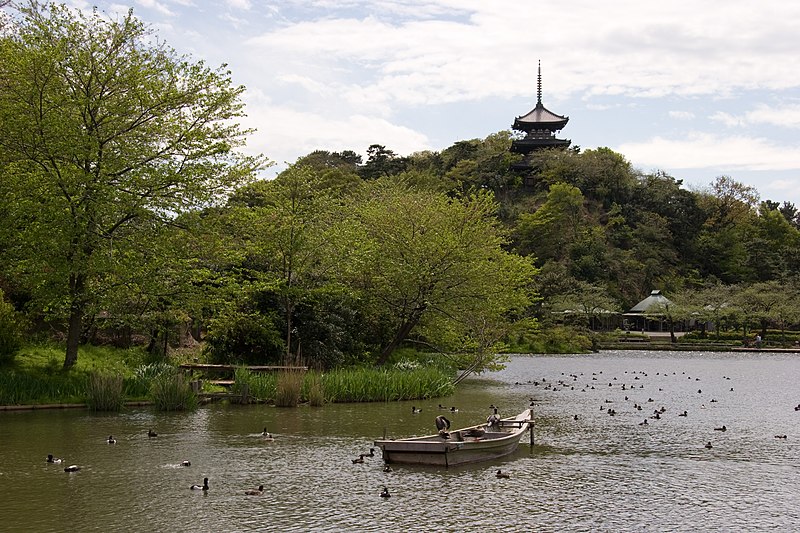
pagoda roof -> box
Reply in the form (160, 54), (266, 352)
(512, 61), (569, 132)
(513, 102), (569, 131)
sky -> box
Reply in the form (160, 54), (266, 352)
(49, 1), (800, 206)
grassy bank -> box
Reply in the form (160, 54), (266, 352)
(0, 343), (455, 407)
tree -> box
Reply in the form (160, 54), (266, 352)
(343, 178), (536, 368)
(0, 3), (264, 368)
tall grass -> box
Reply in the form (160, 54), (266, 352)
(321, 366), (454, 403)
(0, 370), (87, 405)
(86, 372), (124, 411)
(232, 366), (277, 400)
(275, 369), (305, 407)
(149, 370), (198, 411)
(305, 371), (325, 407)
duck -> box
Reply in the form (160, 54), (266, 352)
(380, 486), (391, 498)
(191, 478), (209, 491)
(774, 434), (788, 439)
(63, 465), (81, 472)
(714, 425), (727, 432)
(411, 406), (422, 414)
(449, 407), (459, 413)
(639, 419), (648, 426)
(352, 455), (365, 464)
(496, 469), (510, 479)
(107, 435), (117, 444)
(438, 404), (448, 410)
(383, 464), (393, 472)
(678, 411), (688, 417)
(245, 485), (264, 496)
(364, 448), (376, 457)
(261, 428), (274, 441)
(46, 454), (63, 464)
(486, 408), (500, 427)
(705, 442), (713, 449)
(148, 429), (158, 438)
(181, 460), (191, 467)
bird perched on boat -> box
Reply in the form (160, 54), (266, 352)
(380, 486), (391, 498)
(245, 485), (264, 496)
(705, 442), (713, 449)
(181, 460), (191, 467)
(435, 415), (451, 439)
(352, 455), (365, 464)
(496, 469), (510, 479)
(411, 406), (422, 414)
(63, 465), (81, 472)
(148, 429), (158, 438)
(46, 454), (62, 464)
(107, 435), (117, 444)
(462, 427), (486, 438)
(191, 478), (209, 491)
(714, 425), (727, 432)
(487, 408), (500, 428)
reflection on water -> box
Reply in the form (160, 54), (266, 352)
(1, 351), (799, 532)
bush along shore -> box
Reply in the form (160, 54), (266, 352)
(0, 343), (456, 410)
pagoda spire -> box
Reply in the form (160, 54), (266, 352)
(537, 60), (542, 106)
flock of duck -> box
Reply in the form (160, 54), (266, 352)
(527, 368), (795, 449)
(44, 428), (268, 496)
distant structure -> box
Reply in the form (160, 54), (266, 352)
(624, 290), (673, 332)
(510, 61), (571, 177)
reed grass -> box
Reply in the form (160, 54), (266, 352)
(0, 370), (87, 405)
(232, 366), (277, 400)
(321, 366), (454, 403)
(275, 369), (305, 407)
(149, 369), (198, 411)
(305, 371), (325, 406)
(86, 372), (125, 411)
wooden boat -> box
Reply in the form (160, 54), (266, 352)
(374, 408), (532, 467)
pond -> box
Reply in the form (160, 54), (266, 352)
(1, 350), (799, 532)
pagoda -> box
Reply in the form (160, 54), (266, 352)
(511, 61), (570, 166)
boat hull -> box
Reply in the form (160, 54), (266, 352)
(374, 409), (531, 467)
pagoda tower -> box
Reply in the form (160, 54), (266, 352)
(511, 61), (570, 166)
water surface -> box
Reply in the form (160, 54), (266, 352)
(1, 351), (798, 532)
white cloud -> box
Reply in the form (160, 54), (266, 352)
(712, 103), (800, 129)
(617, 132), (800, 172)
(669, 111), (695, 121)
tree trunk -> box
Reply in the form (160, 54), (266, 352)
(376, 306), (426, 366)
(63, 273), (86, 370)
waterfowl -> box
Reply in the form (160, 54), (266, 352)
(191, 478), (209, 491)
(714, 425), (727, 432)
(181, 460), (191, 467)
(352, 455), (365, 464)
(148, 429), (158, 438)
(365, 448), (376, 457)
(573, 414), (579, 421)
(63, 465), (81, 472)
(496, 469), (510, 479)
(435, 415), (451, 439)
(411, 406), (422, 414)
(383, 464), (392, 472)
(438, 404), (448, 410)
(245, 485), (264, 496)
(450, 407), (459, 412)
(678, 411), (688, 417)
(380, 486), (391, 498)
(486, 408), (500, 427)
(107, 435), (117, 444)
(261, 428), (274, 441)
(639, 419), (648, 426)
(705, 442), (713, 449)
(46, 454), (62, 464)
(774, 434), (788, 439)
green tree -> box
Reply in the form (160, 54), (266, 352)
(343, 178), (536, 368)
(0, 3), (264, 368)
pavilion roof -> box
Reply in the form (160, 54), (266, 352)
(628, 290), (673, 313)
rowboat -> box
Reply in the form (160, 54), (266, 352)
(374, 408), (532, 467)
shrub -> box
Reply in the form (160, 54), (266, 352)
(0, 294), (24, 364)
